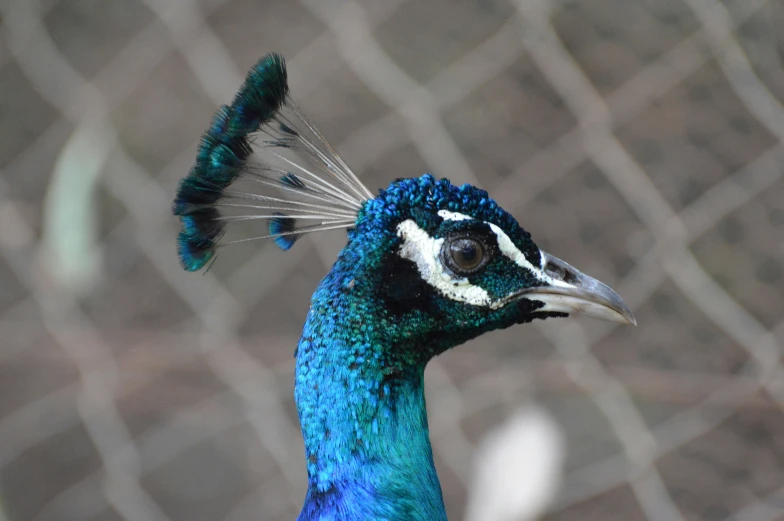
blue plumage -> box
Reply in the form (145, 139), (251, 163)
(173, 53), (636, 520)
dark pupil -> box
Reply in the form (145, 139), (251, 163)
(450, 239), (483, 270)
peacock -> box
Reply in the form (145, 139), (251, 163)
(173, 53), (635, 521)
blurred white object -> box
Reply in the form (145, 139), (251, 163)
(42, 115), (110, 295)
(465, 404), (566, 521)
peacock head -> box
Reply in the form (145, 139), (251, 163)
(327, 173), (635, 358)
(172, 53), (635, 363)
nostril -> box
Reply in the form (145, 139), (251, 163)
(545, 262), (565, 280)
(563, 269), (579, 285)
(545, 261), (579, 284)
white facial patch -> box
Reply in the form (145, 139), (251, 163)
(396, 220), (493, 306)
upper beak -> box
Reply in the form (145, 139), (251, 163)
(522, 251), (636, 326)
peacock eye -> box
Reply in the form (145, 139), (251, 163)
(443, 237), (487, 275)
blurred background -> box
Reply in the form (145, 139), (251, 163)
(1, 0), (784, 520)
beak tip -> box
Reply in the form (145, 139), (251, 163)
(617, 305), (637, 326)
(537, 251), (638, 327)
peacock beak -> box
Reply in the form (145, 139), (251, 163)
(523, 252), (636, 325)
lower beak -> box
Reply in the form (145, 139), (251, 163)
(522, 252), (636, 325)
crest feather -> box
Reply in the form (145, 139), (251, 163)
(172, 53), (371, 271)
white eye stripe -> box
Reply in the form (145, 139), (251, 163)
(485, 222), (548, 284)
(437, 210), (472, 222)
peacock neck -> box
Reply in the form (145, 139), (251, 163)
(294, 266), (448, 521)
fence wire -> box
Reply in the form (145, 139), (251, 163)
(1, 0), (783, 520)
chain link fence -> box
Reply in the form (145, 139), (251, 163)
(1, 0), (783, 519)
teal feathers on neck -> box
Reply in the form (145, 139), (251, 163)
(172, 53), (636, 521)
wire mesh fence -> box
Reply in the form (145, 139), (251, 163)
(1, 0), (783, 519)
